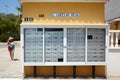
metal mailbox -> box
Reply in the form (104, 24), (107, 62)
(23, 26), (108, 64)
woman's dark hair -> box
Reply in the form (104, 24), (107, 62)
(9, 39), (14, 42)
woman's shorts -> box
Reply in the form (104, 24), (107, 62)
(8, 46), (12, 51)
(8, 46), (15, 53)
(11, 48), (15, 53)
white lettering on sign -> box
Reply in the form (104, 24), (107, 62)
(50, 13), (80, 17)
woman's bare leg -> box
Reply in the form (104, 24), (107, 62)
(11, 48), (15, 60)
(9, 51), (13, 60)
(11, 52), (14, 60)
(12, 53), (14, 60)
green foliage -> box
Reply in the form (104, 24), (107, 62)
(0, 33), (20, 42)
(0, 13), (21, 42)
(17, 5), (22, 12)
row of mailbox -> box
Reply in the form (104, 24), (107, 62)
(24, 39), (104, 44)
(25, 32), (104, 35)
(25, 34), (104, 38)
(25, 53), (104, 57)
(25, 59), (105, 62)
(25, 52), (104, 55)
(24, 40), (104, 44)
(25, 50), (105, 53)
(25, 52), (104, 56)
(25, 28), (104, 33)
(25, 56), (105, 62)
(25, 55), (105, 58)
(25, 49), (104, 52)
(24, 52), (105, 62)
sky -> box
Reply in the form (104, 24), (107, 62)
(0, 0), (20, 15)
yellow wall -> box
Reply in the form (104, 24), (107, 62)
(24, 66), (34, 77)
(95, 66), (105, 77)
(76, 66), (92, 77)
(24, 66), (105, 77)
(56, 66), (73, 76)
(22, 2), (105, 24)
(37, 66), (53, 76)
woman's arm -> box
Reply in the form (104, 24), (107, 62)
(7, 40), (10, 46)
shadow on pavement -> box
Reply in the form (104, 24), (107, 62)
(14, 59), (19, 61)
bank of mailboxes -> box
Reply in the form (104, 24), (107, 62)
(24, 28), (105, 62)
(45, 31), (63, 62)
(67, 29), (85, 62)
(24, 28), (43, 62)
(87, 29), (105, 62)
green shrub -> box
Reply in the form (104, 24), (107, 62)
(0, 33), (20, 42)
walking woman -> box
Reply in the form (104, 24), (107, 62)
(7, 37), (15, 60)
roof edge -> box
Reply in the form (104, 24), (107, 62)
(106, 17), (120, 24)
(20, 0), (108, 2)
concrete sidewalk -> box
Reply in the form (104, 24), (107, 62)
(0, 48), (22, 78)
(0, 77), (120, 80)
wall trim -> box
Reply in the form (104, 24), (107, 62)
(20, 23), (108, 26)
(22, 0), (108, 2)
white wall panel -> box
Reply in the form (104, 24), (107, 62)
(108, 49), (120, 76)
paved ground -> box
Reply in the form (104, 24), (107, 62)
(0, 41), (120, 80)
(0, 49), (22, 78)
(0, 41), (22, 78)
